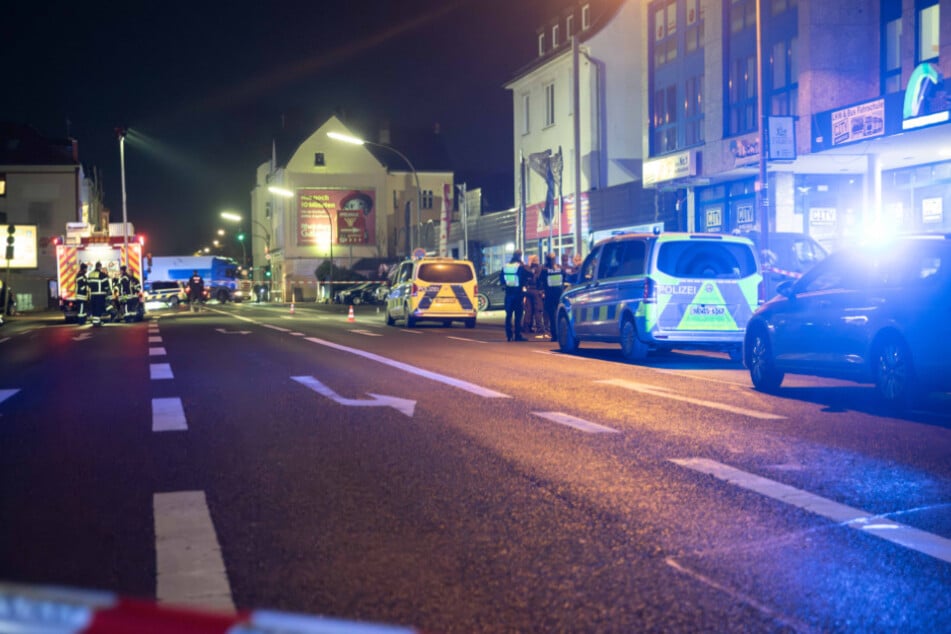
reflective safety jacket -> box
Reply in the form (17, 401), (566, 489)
(87, 270), (112, 296)
(541, 267), (563, 288)
(116, 273), (141, 300)
(75, 272), (89, 301)
(502, 262), (524, 288)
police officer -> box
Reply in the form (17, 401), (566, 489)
(116, 265), (142, 321)
(500, 250), (531, 342)
(539, 252), (564, 341)
(75, 263), (90, 324)
(187, 270), (205, 312)
(86, 261), (111, 326)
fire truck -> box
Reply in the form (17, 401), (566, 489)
(56, 234), (145, 323)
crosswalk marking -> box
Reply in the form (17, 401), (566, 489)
(670, 457), (951, 565)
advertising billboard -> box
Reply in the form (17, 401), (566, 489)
(297, 189), (376, 247)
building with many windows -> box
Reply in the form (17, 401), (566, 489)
(507, 0), (951, 258)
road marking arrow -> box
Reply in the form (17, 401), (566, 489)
(291, 376), (416, 417)
(215, 328), (251, 335)
(0, 389), (19, 406)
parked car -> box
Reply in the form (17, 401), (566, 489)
(143, 280), (186, 309)
(476, 273), (506, 311)
(737, 230), (828, 299)
(744, 233), (951, 408)
(339, 281), (381, 305)
(557, 232), (761, 362)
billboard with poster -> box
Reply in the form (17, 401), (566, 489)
(4, 224), (38, 268)
(297, 189), (376, 247)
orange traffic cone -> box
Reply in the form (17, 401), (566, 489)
(347, 305), (355, 322)
(289, 302), (295, 315)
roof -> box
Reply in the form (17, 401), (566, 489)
(0, 122), (79, 166)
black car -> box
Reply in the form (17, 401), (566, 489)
(736, 231), (828, 299)
(476, 274), (506, 311)
(336, 281), (381, 305)
(744, 234), (951, 408)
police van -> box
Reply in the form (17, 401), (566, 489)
(556, 232), (761, 362)
(384, 256), (478, 328)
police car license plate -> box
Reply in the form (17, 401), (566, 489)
(434, 297), (456, 304)
(690, 305), (726, 316)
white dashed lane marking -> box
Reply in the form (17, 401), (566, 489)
(599, 379), (785, 420)
(150, 364), (174, 380)
(152, 398), (187, 432)
(533, 411), (619, 434)
(0, 389), (20, 405)
(149, 347), (167, 356)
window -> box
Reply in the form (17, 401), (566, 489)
(653, 0), (678, 67)
(538, 32), (545, 56)
(544, 82), (555, 126)
(0, 173), (5, 197)
(882, 0), (903, 94)
(685, 0), (703, 53)
(421, 190), (434, 209)
(314, 152), (325, 166)
(553, 24), (560, 48)
(566, 15), (574, 38)
(769, 37), (798, 116)
(917, 1), (940, 63)
(685, 74), (704, 145)
(728, 55), (757, 135)
(522, 94), (530, 135)
(582, 4), (590, 30)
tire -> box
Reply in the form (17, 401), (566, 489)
(557, 314), (579, 353)
(169, 297), (179, 308)
(620, 317), (649, 362)
(353, 296), (362, 305)
(748, 328), (784, 393)
(873, 334), (916, 409)
(217, 289), (229, 303)
(476, 293), (490, 312)
(385, 308), (395, 326)
(405, 305), (417, 328)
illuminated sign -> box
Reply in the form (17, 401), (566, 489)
(297, 189), (376, 248)
(831, 99), (885, 145)
(643, 150), (696, 187)
(4, 224), (38, 268)
(903, 63), (950, 130)
(767, 117), (796, 160)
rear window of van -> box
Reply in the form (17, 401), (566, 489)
(656, 241), (758, 279)
(417, 263), (474, 283)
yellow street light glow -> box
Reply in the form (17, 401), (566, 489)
(267, 186), (293, 198)
(327, 131), (365, 145)
(221, 211), (242, 222)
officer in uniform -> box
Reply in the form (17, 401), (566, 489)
(500, 250), (531, 342)
(75, 263), (89, 324)
(86, 261), (111, 326)
(539, 252), (564, 342)
(187, 270), (205, 312)
(116, 265), (142, 321)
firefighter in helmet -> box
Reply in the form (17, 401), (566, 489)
(116, 265), (142, 321)
(86, 261), (111, 326)
(75, 262), (90, 325)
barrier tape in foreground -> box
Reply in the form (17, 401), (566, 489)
(0, 582), (421, 633)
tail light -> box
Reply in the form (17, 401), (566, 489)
(411, 283), (419, 297)
(643, 276), (656, 303)
(474, 283), (478, 296)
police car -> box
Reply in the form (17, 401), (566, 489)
(384, 256), (478, 328)
(143, 280), (186, 310)
(556, 232), (761, 362)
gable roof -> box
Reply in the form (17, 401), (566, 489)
(0, 122), (79, 166)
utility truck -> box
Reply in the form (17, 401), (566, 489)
(144, 255), (250, 302)
(55, 235), (145, 323)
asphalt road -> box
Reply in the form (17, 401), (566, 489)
(1, 302), (950, 632)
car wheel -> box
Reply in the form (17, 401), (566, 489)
(873, 334), (916, 408)
(620, 317), (648, 362)
(405, 304), (417, 328)
(748, 328), (784, 393)
(353, 296), (362, 305)
(476, 293), (490, 312)
(169, 297), (179, 308)
(385, 307), (395, 326)
(557, 314), (579, 353)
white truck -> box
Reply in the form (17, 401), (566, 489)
(144, 255), (251, 302)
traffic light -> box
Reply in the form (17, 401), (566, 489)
(237, 233), (245, 242)
(5, 225), (14, 261)
(264, 264), (272, 278)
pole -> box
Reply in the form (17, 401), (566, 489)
(572, 35), (583, 257)
(119, 131), (129, 266)
(756, 0), (769, 255)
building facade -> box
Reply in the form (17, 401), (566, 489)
(506, 0), (951, 258)
(250, 116), (456, 302)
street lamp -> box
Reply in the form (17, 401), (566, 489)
(222, 209), (270, 278)
(116, 127), (129, 266)
(327, 131), (421, 253)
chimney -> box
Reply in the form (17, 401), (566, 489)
(379, 119), (391, 145)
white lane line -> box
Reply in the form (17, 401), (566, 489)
(599, 379), (785, 420)
(148, 336), (162, 343)
(653, 369), (749, 388)
(349, 329), (383, 337)
(670, 457), (951, 565)
(149, 347), (167, 357)
(304, 336), (509, 398)
(262, 324), (291, 332)
(0, 337), (10, 345)
(447, 336), (487, 344)
(152, 398), (187, 432)
(153, 491), (234, 610)
(150, 364), (174, 380)
(533, 411), (619, 434)
(290, 332), (306, 336)
(0, 389), (20, 405)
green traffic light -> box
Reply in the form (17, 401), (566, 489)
(237, 233), (245, 241)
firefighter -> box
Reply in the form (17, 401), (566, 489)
(86, 261), (111, 326)
(500, 250), (531, 342)
(75, 263), (90, 324)
(187, 270), (204, 312)
(539, 252), (564, 342)
(116, 265), (142, 322)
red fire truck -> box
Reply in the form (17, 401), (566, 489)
(56, 235), (145, 323)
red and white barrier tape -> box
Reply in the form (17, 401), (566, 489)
(0, 582), (421, 633)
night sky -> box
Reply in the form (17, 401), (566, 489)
(2, 0), (549, 255)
